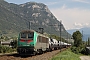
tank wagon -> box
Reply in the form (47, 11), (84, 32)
(48, 38), (59, 51)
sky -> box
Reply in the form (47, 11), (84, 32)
(5, 0), (90, 30)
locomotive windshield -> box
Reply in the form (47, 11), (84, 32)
(28, 33), (34, 38)
(21, 33), (27, 38)
(20, 32), (34, 39)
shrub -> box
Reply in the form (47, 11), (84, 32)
(0, 45), (13, 53)
(71, 45), (86, 54)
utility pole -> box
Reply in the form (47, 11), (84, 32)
(60, 20), (62, 52)
(67, 32), (68, 46)
(29, 21), (31, 30)
(82, 30), (83, 40)
(49, 20), (62, 51)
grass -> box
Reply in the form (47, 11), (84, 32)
(50, 49), (81, 60)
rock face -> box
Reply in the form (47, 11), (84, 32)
(0, 0), (71, 38)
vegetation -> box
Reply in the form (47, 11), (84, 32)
(86, 37), (90, 45)
(71, 30), (86, 54)
(0, 35), (17, 53)
(50, 30), (87, 60)
(0, 45), (15, 53)
(51, 49), (80, 60)
(48, 34), (70, 43)
(72, 31), (82, 47)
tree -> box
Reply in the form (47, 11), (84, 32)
(72, 30), (82, 47)
(88, 37), (90, 45)
(71, 30), (86, 54)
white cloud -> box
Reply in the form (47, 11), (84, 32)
(50, 4), (90, 30)
(46, 2), (59, 6)
(74, 22), (89, 29)
(72, 0), (90, 4)
(74, 22), (82, 27)
(61, 4), (67, 9)
(85, 23), (89, 26)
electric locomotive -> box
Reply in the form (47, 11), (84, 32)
(17, 30), (49, 55)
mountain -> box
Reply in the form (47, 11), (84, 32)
(0, 0), (27, 36)
(67, 27), (90, 41)
(0, 0), (71, 38)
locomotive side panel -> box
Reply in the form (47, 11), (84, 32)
(35, 35), (49, 52)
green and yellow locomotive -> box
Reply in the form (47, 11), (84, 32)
(17, 30), (49, 55)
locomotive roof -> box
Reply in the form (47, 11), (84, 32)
(20, 30), (49, 38)
(20, 30), (35, 33)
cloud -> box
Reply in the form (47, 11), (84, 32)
(74, 22), (89, 29)
(74, 22), (82, 27)
(46, 2), (59, 6)
(72, 0), (90, 4)
(61, 4), (67, 9)
(50, 4), (90, 30)
(85, 23), (89, 26)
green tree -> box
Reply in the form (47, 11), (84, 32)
(72, 31), (82, 47)
(71, 30), (86, 54)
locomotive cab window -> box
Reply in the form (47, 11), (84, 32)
(21, 33), (27, 38)
(20, 32), (34, 39)
(28, 32), (34, 38)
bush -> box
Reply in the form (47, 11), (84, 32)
(71, 45), (86, 54)
(0, 45), (13, 53)
(71, 46), (80, 54)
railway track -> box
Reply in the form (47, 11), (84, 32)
(0, 48), (67, 60)
(0, 52), (17, 56)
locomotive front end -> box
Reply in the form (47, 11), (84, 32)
(17, 30), (36, 54)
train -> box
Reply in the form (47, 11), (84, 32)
(17, 30), (71, 55)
